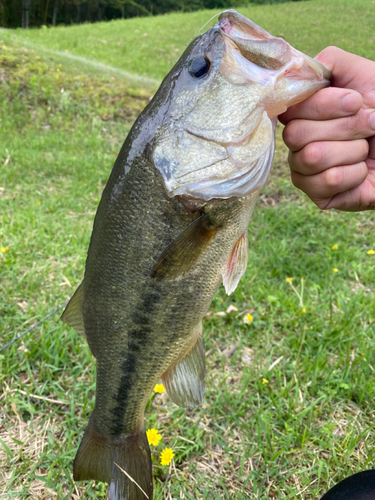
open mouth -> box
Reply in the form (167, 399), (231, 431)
(217, 10), (331, 88)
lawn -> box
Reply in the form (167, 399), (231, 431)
(1, 1), (375, 499)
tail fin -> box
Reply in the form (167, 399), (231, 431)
(73, 419), (153, 500)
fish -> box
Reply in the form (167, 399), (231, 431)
(61, 10), (330, 500)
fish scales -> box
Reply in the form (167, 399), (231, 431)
(85, 154), (258, 432)
(62, 10), (331, 500)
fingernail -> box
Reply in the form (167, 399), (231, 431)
(341, 93), (360, 113)
(370, 112), (375, 131)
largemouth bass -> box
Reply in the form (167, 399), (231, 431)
(62, 10), (330, 500)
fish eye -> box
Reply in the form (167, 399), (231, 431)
(188, 56), (211, 79)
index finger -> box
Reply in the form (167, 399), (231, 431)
(279, 87), (363, 124)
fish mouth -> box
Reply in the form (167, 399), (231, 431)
(153, 11), (331, 203)
(217, 10), (331, 115)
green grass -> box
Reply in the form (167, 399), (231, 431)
(3, 0), (375, 82)
(1, 1), (375, 499)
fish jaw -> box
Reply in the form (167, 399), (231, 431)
(218, 10), (331, 117)
(152, 10), (331, 203)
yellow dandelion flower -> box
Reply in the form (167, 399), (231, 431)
(160, 448), (174, 466)
(56, 68), (60, 72)
(243, 313), (253, 325)
(332, 244), (338, 250)
(367, 249), (375, 255)
(146, 428), (162, 447)
(301, 307), (306, 313)
(1, 246), (9, 253)
(262, 378), (269, 385)
(333, 268), (339, 273)
(286, 277), (293, 283)
(154, 384), (165, 394)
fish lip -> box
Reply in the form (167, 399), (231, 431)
(218, 9), (270, 40)
(297, 50), (332, 82)
(281, 49), (331, 85)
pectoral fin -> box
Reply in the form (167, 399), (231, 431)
(222, 232), (249, 295)
(150, 214), (217, 282)
(162, 330), (206, 408)
(61, 281), (86, 339)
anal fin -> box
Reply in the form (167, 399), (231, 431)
(150, 214), (217, 282)
(222, 232), (249, 295)
(162, 328), (206, 408)
(61, 281), (86, 338)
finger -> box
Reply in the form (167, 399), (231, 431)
(284, 108), (375, 151)
(279, 87), (362, 124)
(289, 139), (369, 175)
(325, 170), (375, 211)
(291, 161), (369, 202)
(325, 182), (375, 211)
(315, 46), (375, 90)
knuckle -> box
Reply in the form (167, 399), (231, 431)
(315, 46), (340, 67)
(290, 171), (303, 190)
(315, 199), (331, 210)
(357, 161), (369, 181)
(301, 143), (322, 169)
(322, 166), (341, 190)
(317, 45), (341, 61)
(344, 115), (358, 135)
(325, 45), (341, 57)
(283, 121), (302, 150)
(359, 139), (370, 160)
(287, 150), (295, 169)
(345, 111), (369, 138)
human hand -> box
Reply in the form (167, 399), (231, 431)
(279, 46), (375, 211)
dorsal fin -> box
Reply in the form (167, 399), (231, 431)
(162, 330), (206, 408)
(61, 281), (86, 339)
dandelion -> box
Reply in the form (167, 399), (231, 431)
(56, 68), (60, 72)
(301, 307), (306, 313)
(154, 384), (165, 394)
(333, 268), (339, 273)
(286, 277), (293, 283)
(243, 313), (253, 325)
(332, 244), (338, 250)
(367, 249), (375, 255)
(160, 448), (174, 466)
(146, 428), (162, 446)
(1, 246), (9, 253)
(262, 378), (269, 385)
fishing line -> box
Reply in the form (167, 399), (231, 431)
(0, 304), (66, 353)
(173, 10), (224, 63)
(190, 11), (223, 40)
